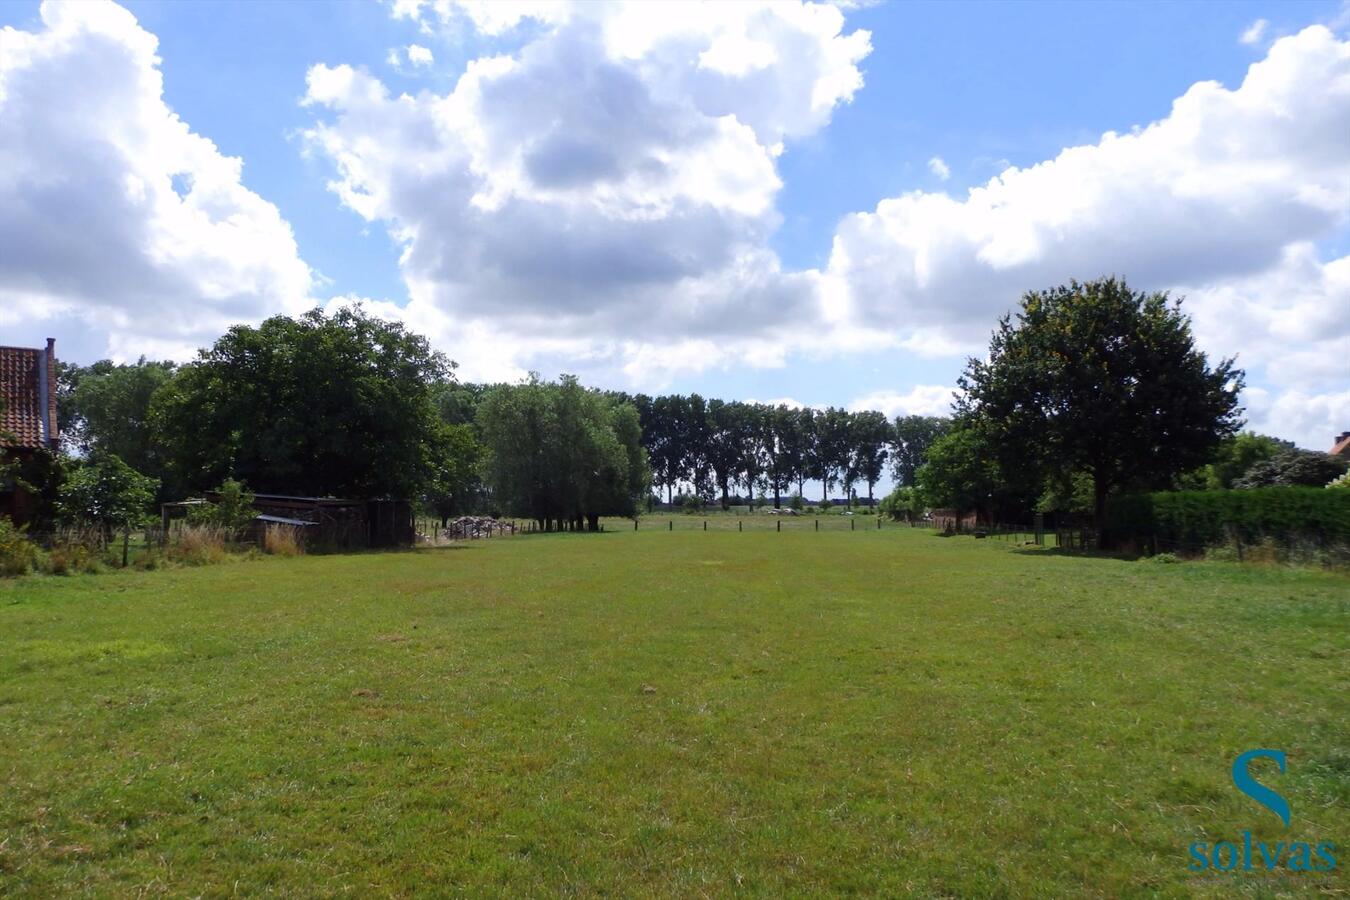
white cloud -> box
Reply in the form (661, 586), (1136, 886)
(848, 385), (957, 418)
(1240, 18), (1269, 46)
(406, 44), (434, 66)
(824, 25), (1350, 446)
(303, 1), (871, 383)
(927, 156), (950, 180)
(0, 0), (314, 361)
(1243, 387), (1350, 452)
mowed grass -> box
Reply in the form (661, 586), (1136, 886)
(1, 530), (1346, 897)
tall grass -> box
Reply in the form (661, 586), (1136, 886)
(168, 524), (228, 566)
(263, 524), (303, 556)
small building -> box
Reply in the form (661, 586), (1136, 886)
(1332, 431), (1350, 459)
(161, 492), (414, 550)
(1, 339), (60, 526)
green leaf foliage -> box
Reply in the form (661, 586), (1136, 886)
(1108, 487), (1350, 548)
(150, 308), (454, 500)
(58, 454), (158, 532)
(477, 375), (650, 530)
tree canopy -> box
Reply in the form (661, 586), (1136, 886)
(1232, 448), (1348, 489)
(150, 308), (454, 499)
(477, 376), (649, 531)
(957, 277), (1243, 543)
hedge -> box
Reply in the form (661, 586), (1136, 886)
(1108, 487), (1350, 550)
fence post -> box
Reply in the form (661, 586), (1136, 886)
(122, 530), (130, 568)
(777, 520), (781, 533)
(704, 520), (707, 531)
(851, 518), (855, 531)
(669, 520), (673, 532)
(738, 520), (742, 532)
(814, 519), (818, 531)
(877, 517), (881, 529)
(634, 519), (638, 531)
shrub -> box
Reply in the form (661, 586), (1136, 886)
(879, 486), (919, 522)
(0, 519), (41, 576)
(41, 528), (105, 576)
(1110, 487), (1350, 555)
(1149, 553), (1181, 565)
(676, 493), (705, 514)
(263, 524), (303, 557)
(1233, 449), (1348, 489)
(169, 525), (228, 566)
(188, 479), (257, 535)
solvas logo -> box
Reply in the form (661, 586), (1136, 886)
(1188, 749), (1337, 873)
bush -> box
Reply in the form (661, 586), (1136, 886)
(45, 542), (102, 576)
(188, 479), (257, 534)
(0, 519), (41, 576)
(263, 524), (303, 557)
(676, 493), (705, 514)
(879, 486), (919, 522)
(788, 494), (805, 512)
(169, 525), (228, 566)
(1109, 487), (1350, 552)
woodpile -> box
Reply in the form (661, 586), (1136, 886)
(448, 516), (512, 539)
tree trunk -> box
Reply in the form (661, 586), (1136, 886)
(772, 486), (781, 508)
(720, 478), (729, 511)
(586, 513), (599, 532)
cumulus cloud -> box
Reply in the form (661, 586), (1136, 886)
(0, 0), (314, 360)
(823, 25), (1350, 447)
(927, 156), (950, 180)
(848, 385), (957, 418)
(406, 43), (434, 66)
(302, 1), (870, 384)
(1240, 18), (1269, 46)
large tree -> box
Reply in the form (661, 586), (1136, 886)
(958, 277), (1243, 545)
(848, 410), (892, 504)
(150, 308), (454, 499)
(704, 399), (743, 510)
(890, 415), (951, 486)
(477, 376), (649, 531)
(64, 359), (177, 494)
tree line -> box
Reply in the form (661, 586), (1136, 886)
(26, 277), (1344, 544)
(44, 309), (958, 531)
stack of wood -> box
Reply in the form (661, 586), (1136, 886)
(449, 516), (511, 539)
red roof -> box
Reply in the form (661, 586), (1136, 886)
(0, 341), (58, 451)
(1333, 434), (1350, 458)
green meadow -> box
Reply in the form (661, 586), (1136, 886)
(1, 528), (1346, 896)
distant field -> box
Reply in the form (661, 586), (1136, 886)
(1, 529), (1346, 896)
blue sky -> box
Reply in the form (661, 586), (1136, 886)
(1, 0), (1347, 453)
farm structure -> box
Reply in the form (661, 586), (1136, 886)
(162, 493), (414, 549)
(0, 339), (60, 527)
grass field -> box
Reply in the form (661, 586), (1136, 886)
(1, 528), (1346, 896)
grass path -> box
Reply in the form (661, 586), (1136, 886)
(1, 530), (1346, 896)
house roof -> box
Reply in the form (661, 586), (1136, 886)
(0, 342), (57, 451)
(1332, 433), (1350, 458)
